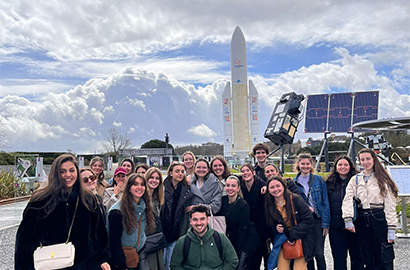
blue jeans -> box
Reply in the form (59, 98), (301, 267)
(163, 241), (176, 270)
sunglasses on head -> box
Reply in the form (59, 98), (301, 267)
(83, 175), (96, 183)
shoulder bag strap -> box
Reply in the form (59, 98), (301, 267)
(65, 197), (80, 244)
(136, 215), (142, 247)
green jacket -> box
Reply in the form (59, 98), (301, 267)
(170, 226), (238, 270)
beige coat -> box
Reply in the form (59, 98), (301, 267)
(342, 173), (397, 230)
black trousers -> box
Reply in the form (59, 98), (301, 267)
(130, 246), (151, 270)
(249, 240), (269, 270)
(307, 215), (326, 270)
(237, 250), (254, 270)
(329, 227), (364, 270)
(356, 209), (394, 270)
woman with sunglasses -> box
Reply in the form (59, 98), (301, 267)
(80, 168), (107, 218)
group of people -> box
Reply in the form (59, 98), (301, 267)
(15, 144), (398, 270)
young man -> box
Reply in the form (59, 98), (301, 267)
(170, 205), (238, 270)
(253, 143), (269, 182)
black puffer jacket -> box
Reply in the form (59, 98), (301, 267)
(271, 194), (315, 262)
(161, 176), (193, 243)
(327, 177), (349, 229)
(15, 184), (110, 269)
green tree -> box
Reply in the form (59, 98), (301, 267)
(141, 139), (174, 149)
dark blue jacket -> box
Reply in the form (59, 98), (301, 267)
(293, 172), (330, 229)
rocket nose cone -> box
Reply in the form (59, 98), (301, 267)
(231, 26), (245, 45)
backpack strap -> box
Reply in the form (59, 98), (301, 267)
(182, 235), (191, 265)
(213, 230), (223, 260)
(182, 231), (223, 265)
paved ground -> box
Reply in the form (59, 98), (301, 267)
(2, 201), (410, 270)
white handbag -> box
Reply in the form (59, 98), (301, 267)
(33, 242), (75, 270)
(33, 197), (79, 270)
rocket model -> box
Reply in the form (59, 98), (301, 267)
(223, 26), (260, 160)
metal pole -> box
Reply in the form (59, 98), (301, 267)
(280, 143), (285, 174)
(402, 197), (408, 236)
(315, 139), (327, 171)
(351, 132), (356, 162)
(325, 132), (329, 172)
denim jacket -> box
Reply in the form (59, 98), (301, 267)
(293, 172), (330, 229)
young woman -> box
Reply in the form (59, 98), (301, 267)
(190, 158), (222, 214)
(136, 163), (149, 175)
(104, 167), (128, 212)
(293, 153), (330, 270)
(145, 167), (165, 270)
(265, 176), (314, 270)
(108, 173), (156, 270)
(182, 151), (196, 184)
(264, 164), (299, 195)
(80, 167), (107, 218)
(90, 156), (108, 198)
(122, 158), (136, 177)
(108, 158), (136, 186)
(216, 175), (259, 270)
(240, 163), (268, 270)
(342, 149), (398, 270)
(326, 156), (363, 270)
(15, 154), (110, 270)
(210, 155), (231, 196)
(161, 162), (193, 270)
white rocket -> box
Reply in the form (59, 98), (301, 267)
(223, 26), (260, 160)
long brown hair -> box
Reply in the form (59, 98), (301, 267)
(210, 155), (231, 180)
(265, 176), (293, 226)
(31, 154), (96, 216)
(145, 167), (164, 205)
(167, 162), (188, 187)
(90, 156), (105, 182)
(121, 173), (156, 234)
(358, 149), (399, 197)
(121, 158), (135, 176)
(326, 156), (358, 193)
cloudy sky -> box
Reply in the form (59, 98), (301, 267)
(0, 0), (409, 153)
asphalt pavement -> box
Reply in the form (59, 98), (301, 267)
(1, 201), (409, 270)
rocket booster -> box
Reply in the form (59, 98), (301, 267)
(223, 26), (260, 159)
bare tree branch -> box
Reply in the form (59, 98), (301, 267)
(101, 128), (132, 154)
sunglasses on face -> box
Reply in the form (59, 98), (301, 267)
(83, 175), (96, 183)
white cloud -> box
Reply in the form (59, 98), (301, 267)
(187, 124), (217, 139)
(113, 121), (122, 127)
(1, 1), (408, 61)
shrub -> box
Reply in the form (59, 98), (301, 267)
(0, 169), (29, 199)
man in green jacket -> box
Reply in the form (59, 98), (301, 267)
(170, 205), (238, 270)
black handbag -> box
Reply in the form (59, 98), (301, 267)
(145, 216), (167, 254)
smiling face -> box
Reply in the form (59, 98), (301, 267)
(299, 158), (312, 176)
(81, 170), (96, 191)
(147, 171), (161, 191)
(359, 152), (374, 172)
(268, 179), (285, 199)
(170, 165), (185, 183)
(183, 154), (195, 170)
(190, 212), (208, 237)
(60, 161), (77, 189)
(212, 159), (224, 178)
(336, 158), (350, 178)
(255, 149), (268, 164)
(240, 166), (255, 182)
(130, 177), (145, 200)
(122, 161), (133, 175)
(265, 165), (279, 179)
(225, 178), (240, 198)
(195, 161), (209, 179)
(91, 161), (103, 176)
